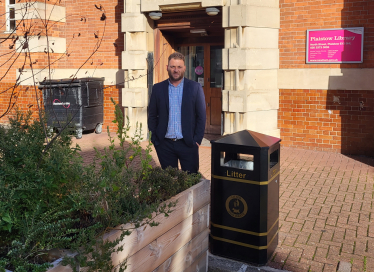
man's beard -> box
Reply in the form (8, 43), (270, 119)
(168, 69), (184, 82)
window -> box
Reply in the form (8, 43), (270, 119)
(6, 0), (16, 32)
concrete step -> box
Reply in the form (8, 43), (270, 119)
(208, 253), (288, 272)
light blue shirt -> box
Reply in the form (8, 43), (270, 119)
(165, 78), (184, 139)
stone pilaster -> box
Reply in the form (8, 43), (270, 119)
(222, 0), (280, 137)
(121, 0), (152, 139)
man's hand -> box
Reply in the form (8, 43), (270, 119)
(196, 142), (200, 147)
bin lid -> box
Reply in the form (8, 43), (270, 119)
(38, 77), (105, 85)
(212, 130), (281, 148)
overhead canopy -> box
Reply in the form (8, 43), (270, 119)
(154, 9), (223, 44)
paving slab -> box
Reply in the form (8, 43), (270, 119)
(336, 261), (351, 272)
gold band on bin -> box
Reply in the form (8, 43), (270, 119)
(212, 171), (279, 185)
(211, 218), (279, 237)
(210, 228), (279, 250)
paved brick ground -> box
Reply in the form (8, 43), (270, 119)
(273, 147), (374, 272)
(73, 133), (374, 272)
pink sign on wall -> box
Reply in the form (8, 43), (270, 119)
(306, 27), (364, 63)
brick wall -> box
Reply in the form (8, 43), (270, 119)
(0, 0), (124, 132)
(62, 0), (123, 69)
(103, 85), (121, 132)
(279, 0), (374, 69)
(279, 0), (374, 155)
(279, 89), (374, 156)
(0, 0), (123, 74)
(0, 84), (41, 121)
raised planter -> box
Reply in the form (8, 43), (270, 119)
(6, 179), (210, 272)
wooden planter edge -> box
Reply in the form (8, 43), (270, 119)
(6, 179), (210, 272)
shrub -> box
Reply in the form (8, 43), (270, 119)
(0, 100), (201, 272)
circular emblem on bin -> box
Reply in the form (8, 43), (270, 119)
(225, 195), (248, 218)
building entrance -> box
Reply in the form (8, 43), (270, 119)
(177, 45), (223, 134)
(153, 9), (224, 135)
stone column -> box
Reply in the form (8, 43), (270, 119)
(222, 0), (280, 137)
(121, 0), (153, 139)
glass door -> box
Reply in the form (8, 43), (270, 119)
(179, 46), (205, 85)
(177, 45), (223, 134)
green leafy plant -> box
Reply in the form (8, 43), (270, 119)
(0, 100), (201, 272)
(0, 110), (82, 239)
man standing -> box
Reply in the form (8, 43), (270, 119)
(148, 52), (206, 174)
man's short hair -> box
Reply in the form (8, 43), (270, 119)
(168, 52), (185, 64)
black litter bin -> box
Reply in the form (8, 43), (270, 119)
(210, 130), (281, 265)
(39, 77), (104, 139)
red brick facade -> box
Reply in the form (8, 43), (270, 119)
(279, 89), (374, 156)
(0, 84), (41, 121)
(279, 0), (374, 155)
(0, 0), (123, 130)
(0, 0), (123, 74)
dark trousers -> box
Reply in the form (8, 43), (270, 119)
(155, 138), (199, 174)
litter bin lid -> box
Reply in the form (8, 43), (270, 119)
(38, 77), (105, 85)
(211, 130), (281, 148)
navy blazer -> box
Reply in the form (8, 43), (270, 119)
(148, 78), (206, 147)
